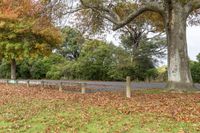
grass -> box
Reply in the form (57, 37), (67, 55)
(1, 98), (199, 133)
(0, 85), (200, 133)
(133, 88), (166, 94)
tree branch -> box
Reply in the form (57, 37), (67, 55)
(80, 0), (164, 31)
(62, 8), (83, 14)
(113, 3), (165, 30)
(80, 0), (120, 21)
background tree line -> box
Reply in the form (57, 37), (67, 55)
(0, 26), (199, 82)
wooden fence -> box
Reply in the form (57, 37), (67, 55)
(0, 77), (133, 97)
(0, 79), (88, 94)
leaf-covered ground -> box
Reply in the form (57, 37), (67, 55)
(0, 84), (200, 133)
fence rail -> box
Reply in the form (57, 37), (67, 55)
(0, 79), (199, 94)
(0, 79), (88, 93)
(0, 79), (127, 93)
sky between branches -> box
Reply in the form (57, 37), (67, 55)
(106, 26), (200, 62)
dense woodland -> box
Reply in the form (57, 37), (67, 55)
(0, 0), (200, 84)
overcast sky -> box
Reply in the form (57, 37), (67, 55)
(187, 26), (200, 61)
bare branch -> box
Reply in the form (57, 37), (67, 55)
(62, 8), (83, 15)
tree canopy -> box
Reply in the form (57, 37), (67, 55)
(56, 26), (85, 60)
(0, 0), (62, 79)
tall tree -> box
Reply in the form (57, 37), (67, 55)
(76, 0), (200, 90)
(77, 40), (114, 80)
(121, 34), (166, 66)
(113, 2), (165, 63)
(56, 27), (85, 60)
(0, 0), (62, 79)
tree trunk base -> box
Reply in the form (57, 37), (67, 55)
(166, 82), (199, 92)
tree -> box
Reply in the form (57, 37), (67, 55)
(77, 0), (200, 90)
(190, 61), (200, 83)
(48, 39), (120, 80)
(56, 27), (85, 60)
(197, 53), (200, 62)
(190, 53), (200, 83)
(113, 2), (165, 63)
(77, 40), (114, 80)
(0, 0), (62, 79)
(121, 32), (166, 65)
(29, 54), (65, 79)
(0, 59), (10, 79)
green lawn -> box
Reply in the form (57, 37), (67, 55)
(0, 85), (200, 133)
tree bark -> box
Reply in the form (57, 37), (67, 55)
(166, 6), (194, 90)
(11, 59), (16, 80)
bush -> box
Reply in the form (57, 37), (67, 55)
(46, 65), (64, 79)
(190, 61), (200, 83)
(0, 61), (10, 78)
(145, 68), (159, 81)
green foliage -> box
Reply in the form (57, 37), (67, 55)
(0, 0), (62, 79)
(0, 18), (62, 61)
(0, 24), (166, 81)
(54, 39), (116, 80)
(189, 54), (200, 83)
(56, 26), (84, 60)
(0, 60), (10, 79)
(18, 59), (31, 79)
(190, 61), (200, 83)
(156, 66), (168, 82)
(46, 63), (66, 79)
(0, 33), (163, 81)
(121, 34), (166, 65)
(45, 38), (159, 81)
(0, 54), (66, 79)
(107, 47), (131, 80)
(29, 54), (65, 79)
(145, 68), (159, 81)
(197, 53), (200, 62)
(29, 58), (50, 79)
(77, 40), (114, 80)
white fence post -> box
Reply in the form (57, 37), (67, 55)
(41, 80), (44, 90)
(27, 80), (30, 87)
(59, 82), (63, 92)
(81, 83), (86, 94)
(6, 79), (9, 86)
(126, 76), (131, 98)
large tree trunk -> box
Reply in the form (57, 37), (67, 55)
(166, 7), (194, 90)
(11, 59), (16, 80)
